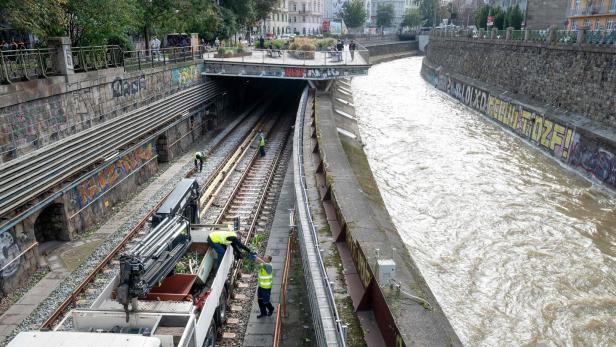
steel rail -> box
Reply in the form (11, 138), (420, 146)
(39, 100), (267, 330)
(0, 83), (218, 218)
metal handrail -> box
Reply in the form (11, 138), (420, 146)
(294, 86), (347, 346)
(0, 47), (59, 83)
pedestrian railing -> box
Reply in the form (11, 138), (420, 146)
(203, 47), (369, 66)
(0, 42), (210, 84)
(123, 45), (207, 72)
(0, 48), (60, 84)
(72, 45), (123, 72)
(432, 28), (616, 47)
(273, 304), (283, 347)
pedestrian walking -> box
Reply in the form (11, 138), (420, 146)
(258, 133), (266, 157)
(349, 40), (356, 60)
(194, 151), (206, 172)
(255, 255), (274, 318)
(207, 227), (253, 267)
(214, 37), (220, 49)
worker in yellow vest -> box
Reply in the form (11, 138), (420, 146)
(255, 255), (274, 318)
(194, 151), (206, 172)
(207, 227), (252, 267)
(258, 132), (266, 157)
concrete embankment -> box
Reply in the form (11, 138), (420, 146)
(304, 80), (462, 346)
(363, 41), (420, 64)
(421, 59), (616, 191)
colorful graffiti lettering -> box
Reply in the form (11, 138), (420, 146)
(73, 142), (154, 207)
(0, 232), (21, 277)
(284, 67), (305, 78)
(171, 65), (204, 86)
(111, 74), (146, 98)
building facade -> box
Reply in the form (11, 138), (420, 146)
(264, 0), (290, 36)
(288, 1), (324, 35)
(568, 0), (616, 30)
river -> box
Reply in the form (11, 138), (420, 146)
(351, 57), (616, 346)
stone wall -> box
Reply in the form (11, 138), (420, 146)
(366, 41), (418, 56)
(0, 62), (205, 163)
(425, 37), (616, 128)
(422, 59), (616, 190)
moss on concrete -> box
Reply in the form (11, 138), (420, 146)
(60, 239), (105, 272)
(339, 137), (386, 209)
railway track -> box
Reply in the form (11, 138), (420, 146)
(35, 99), (273, 332)
(195, 107), (294, 346)
(0, 81), (221, 232)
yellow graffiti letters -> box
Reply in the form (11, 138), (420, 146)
(541, 119), (553, 148)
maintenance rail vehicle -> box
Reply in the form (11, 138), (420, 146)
(9, 178), (240, 347)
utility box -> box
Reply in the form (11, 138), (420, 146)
(376, 259), (396, 285)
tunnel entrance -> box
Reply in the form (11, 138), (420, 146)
(156, 134), (168, 163)
(34, 203), (70, 243)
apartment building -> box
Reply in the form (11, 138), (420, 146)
(264, 0), (290, 36)
(289, 1), (324, 35)
(568, 0), (616, 29)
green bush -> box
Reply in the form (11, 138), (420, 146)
(265, 39), (285, 49)
(315, 38), (336, 50)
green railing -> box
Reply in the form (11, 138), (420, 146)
(0, 48), (60, 83)
(524, 30), (549, 42)
(431, 28), (616, 47)
(555, 30), (577, 44)
(72, 46), (123, 72)
(511, 30), (525, 41)
(123, 45), (207, 72)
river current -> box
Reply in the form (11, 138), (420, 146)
(351, 57), (616, 346)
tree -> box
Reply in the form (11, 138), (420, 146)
(505, 5), (524, 29)
(400, 9), (422, 29)
(342, 0), (367, 29)
(0, 0), (65, 41)
(376, 3), (394, 28)
(419, 0), (438, 27)
(65, 0), (138, 46)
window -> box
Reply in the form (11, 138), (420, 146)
(583, 18), (591, 28)
(610, 0), (616, 12)
(595, 19), (601, 30)
(303, 16), (306, 22)
(293, 3), (296, 11)
(303, 27), (306, 34)
(608, 18), (615, 29)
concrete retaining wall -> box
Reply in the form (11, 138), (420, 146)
(0, 62), (205, 163)
(365, 41), (418, 56)
(422, 59), (616, 190)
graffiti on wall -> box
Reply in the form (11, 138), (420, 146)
(72, 142), (155, 208)
(570, 139), (616, 186)
(1, 96), (68, 149)
(111, 74), (146, 97)
(425, 64), (616, 189)
(442, 75), (576, 161)
(171, 65), (204, 86)
(0, 232), (21, 277)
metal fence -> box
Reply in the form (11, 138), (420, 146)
(1, 44), (209, 84)
(72, 45), (123, 72)
(432, 28), (616, 46)
(123, 45), (208, 72)
(293, 86), (347, 347)
(202, 46), (369, 66)
(0, 48), (59, 83)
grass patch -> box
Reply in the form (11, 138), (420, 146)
(60, 239), (105, 272)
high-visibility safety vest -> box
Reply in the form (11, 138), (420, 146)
(195, 151), (205, 160)
(258, 264), (273, 289)
(259, 137), (265, 147)
(209, 231), (237, 245)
